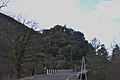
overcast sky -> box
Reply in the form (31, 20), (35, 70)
(2, 0), (120, 49)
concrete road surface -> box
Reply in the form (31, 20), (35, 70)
(21, 72), (76, 80)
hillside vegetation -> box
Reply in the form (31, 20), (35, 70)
(0, 12), (88, 79)
(0, 12), (120, 80)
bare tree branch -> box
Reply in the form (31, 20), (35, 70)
(0, 0), (9, 9)
(0, 54), (14, 61)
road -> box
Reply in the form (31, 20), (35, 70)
(21, 72), (76, 80)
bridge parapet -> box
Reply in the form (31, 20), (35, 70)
(46, 69), (73, 75)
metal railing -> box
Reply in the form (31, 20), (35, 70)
(46, 69), (73, 75)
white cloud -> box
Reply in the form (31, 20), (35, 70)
(79, 0), (120, 47)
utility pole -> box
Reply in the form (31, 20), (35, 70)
(80, 56), (87, 80)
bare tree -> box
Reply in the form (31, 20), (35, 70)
(0, 0), (9, 9)
(5, 12), (40, 31)
(110, 37), (118, 49)
(91, 37), (101, 53)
